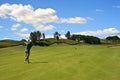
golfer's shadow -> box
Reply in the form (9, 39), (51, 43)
(31, 61), (48, 64)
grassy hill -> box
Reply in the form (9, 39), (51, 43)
(0, 39), (23, 48)
(0, 39), (78, 48)
(0, 45), (120, 80)
(1, 38), (120, 48)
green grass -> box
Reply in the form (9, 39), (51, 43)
(0, 40), (23, 48)
(0, 45), (120, 80)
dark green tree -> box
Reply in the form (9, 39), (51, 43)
(30, 31), (41, 44)
(106, 36), (119, 41)
(30, 31), (37, 44)
(43, 33), (45, 40)
(36, 31), (41, 41)
(106, 36), (120, 43)
(71, 35), (81, 42)
(65, 31), (71, 40)
(54, 32), (60, 40)
(71, 34), (101, 44)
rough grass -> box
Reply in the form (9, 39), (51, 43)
(0, 45), (120, 80)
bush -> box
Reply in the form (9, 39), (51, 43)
(71, 35), (101, 44)
(34, 38), (78, 46)
(56, 39), (78, 45)
(38, 41), (51, 46)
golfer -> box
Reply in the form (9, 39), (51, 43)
(24, 40), (32, 64)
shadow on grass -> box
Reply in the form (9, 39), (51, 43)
(30, 61), (48, 64)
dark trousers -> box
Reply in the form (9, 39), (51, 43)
(25, 50), (30, 63)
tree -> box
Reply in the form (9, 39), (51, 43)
(71, 34), (101, 44)
(106, 36), (119, 41)
(36, 31), (41, 41)
(43, 33), (45, 40)
(21, 39), (26, 42)
(30, 31), (41, 44)
(65, 31), (71, 40)
(30, 31), (37, 44)
(106, 36), (120, 43)
(84, 36), (100, 44)
(71, 35), (80, 42)
(54, 32), (61, 40)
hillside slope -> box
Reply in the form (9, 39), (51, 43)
(0, 40), (23, 48)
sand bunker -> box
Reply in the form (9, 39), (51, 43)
(110, 46), (120, 48)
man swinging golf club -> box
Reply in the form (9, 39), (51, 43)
(24, 40), (32, 64)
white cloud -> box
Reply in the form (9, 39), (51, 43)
(73, 28), (120, 37)
(11, 23), (20, 31)
(45, 34), (66, 39)
(15, 32), (30, 39)
(60, 35), (67, 39)
(86, 17), (94, 20)
(0, 3), (88, 31)
(0, 3), (58, 31)
(43, 28), (120, 39)
(0, 3), (12, 18)
(3, 37), (10, 40)
(34, 24), (55, 31)
(20, 28), (28, 32)
(0, 26), (3, 28)
(60, 30), (65, 32)
(59, 17), (87, 24)
(45, 35), (54, 38)
(113, 6), (120, 8)
(96, 9), (104, 13)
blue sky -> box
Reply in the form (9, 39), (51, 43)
(0, 0), (120, 40)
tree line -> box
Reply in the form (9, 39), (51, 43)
(29, 31), (120, 45)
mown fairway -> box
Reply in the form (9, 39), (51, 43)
(0, 45), (120, 80)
